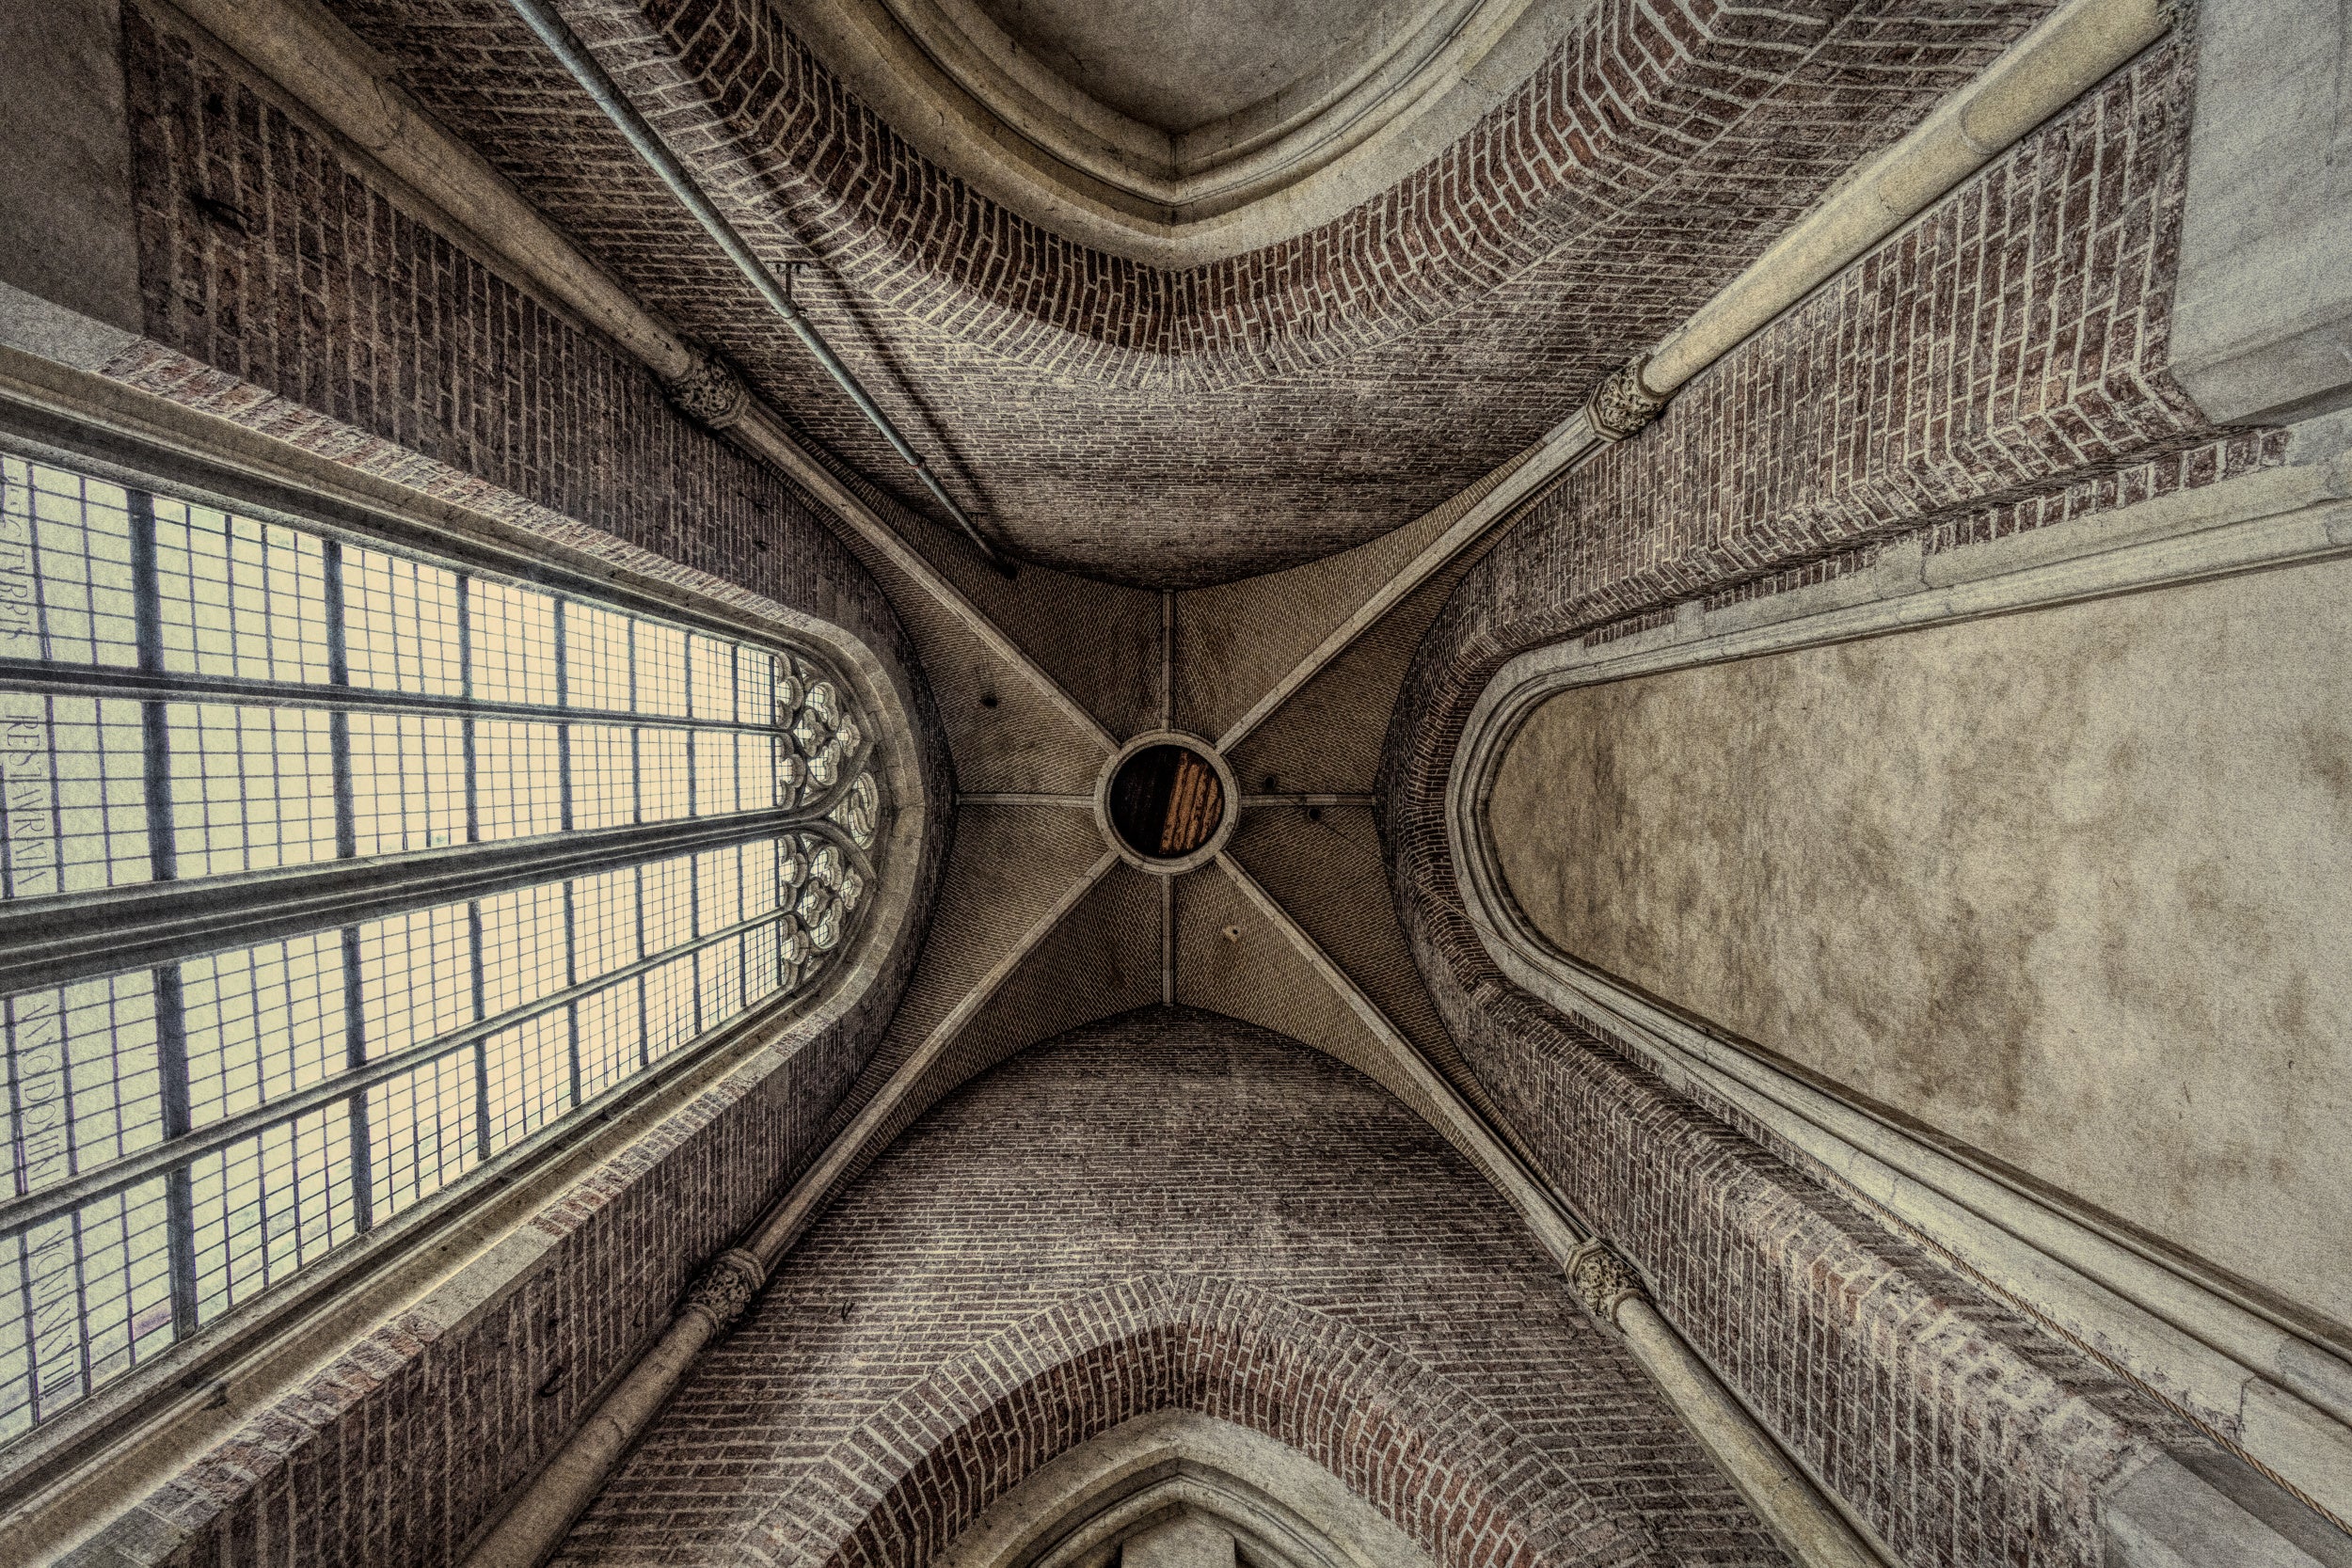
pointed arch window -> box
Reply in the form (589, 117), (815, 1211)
(0, 446), (883, 1442)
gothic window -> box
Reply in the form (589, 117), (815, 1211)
(0, 447), (882, 1441)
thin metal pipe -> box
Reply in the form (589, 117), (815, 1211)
(501, 0), (1015, 576)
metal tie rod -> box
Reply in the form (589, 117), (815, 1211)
(503, 0), (1015, 576)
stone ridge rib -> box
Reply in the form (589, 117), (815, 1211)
(1377, 32), (2284, 1568)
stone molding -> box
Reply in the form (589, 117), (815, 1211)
(2172, 0), (2352, 422)
(785, 0), (1573, 262)
(180, 0), (2174, 583)
(735, 1274), (1624, 1568)
(930, 1411), (1440, 1568)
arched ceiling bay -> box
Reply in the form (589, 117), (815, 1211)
(325, 0), (2063, 587)
(795, 0), (1570, 250)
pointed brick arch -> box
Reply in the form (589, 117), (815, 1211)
(744, 1275), (1661, 1568)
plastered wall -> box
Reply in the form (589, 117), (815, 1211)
(1489, 555), (2352, 1337)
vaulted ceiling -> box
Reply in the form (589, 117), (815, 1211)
(287, 0), (2074, 1202)
(329, 0), (2063, 585)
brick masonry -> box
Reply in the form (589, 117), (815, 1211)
(120, 3), (921, 682)
(1484, 19), (2267, 642)
(321, 0), (2074, 584)
(1377, 20), (2279, 1568)
(554, 1007), (1791, 1568)
(72, 1002), (900, 1568)
(72, 1), (2293, 1564)
(50, 8), (956, 1564)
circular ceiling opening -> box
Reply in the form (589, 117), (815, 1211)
(1103, 737), (1230, 869)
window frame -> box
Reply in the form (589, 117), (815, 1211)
(0, 391), (914, 1497)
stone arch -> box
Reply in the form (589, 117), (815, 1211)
(738, 1275), (1667, 1568)
(929, 1410), (1441, 1568)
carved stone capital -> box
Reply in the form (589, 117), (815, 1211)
(679, 1247), (766, 1332)
(663, 346), (750, 431)
(1565, 1240), (1647, 1326)
(1585, 356), (1669, 441)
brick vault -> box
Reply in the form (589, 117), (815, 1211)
(0, 1), (2347, 1567)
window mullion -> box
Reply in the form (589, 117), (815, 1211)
(0, 809), (805, 998)
(562, 879), (581, 1113)
(626, 620), (642, 830)
(458, 577), (479, 845)
(2, 996), (23, 1198)
(342, 926), (373, 1235)
(687, 852), (703, 1040)
(0, 660), (788, 733)
(10, 1230), (37, 1426)
(67, 1209), (93, 1402)
(35, 693), (62, 898)
(554, 600), (572, 836)
(737, 847), (750, 1013)
(633, 863), (649, 1074)
(628, 728), (642, 826)
(127, 490), (175, 886)
(152, 962), (199, 1341)
(682, 629), (696, 819)
(468, 900), (489, 1162)
(324, 541), (357, 862)
(128, 490), (164, 675)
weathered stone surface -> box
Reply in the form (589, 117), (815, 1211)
(1490, 555), (2352, 1335)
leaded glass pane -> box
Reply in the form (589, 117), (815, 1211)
(152, 499), (331, 684)
(0, 442), (884, 1444)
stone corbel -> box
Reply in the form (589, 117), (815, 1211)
(1564, 1238), (1646, 1325)
(1583, 356), (1670, 441)
(663, 345), (753, 432)
(679, 1247), (767, 1332)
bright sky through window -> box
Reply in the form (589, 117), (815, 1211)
(0, 449), (883, 1442)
